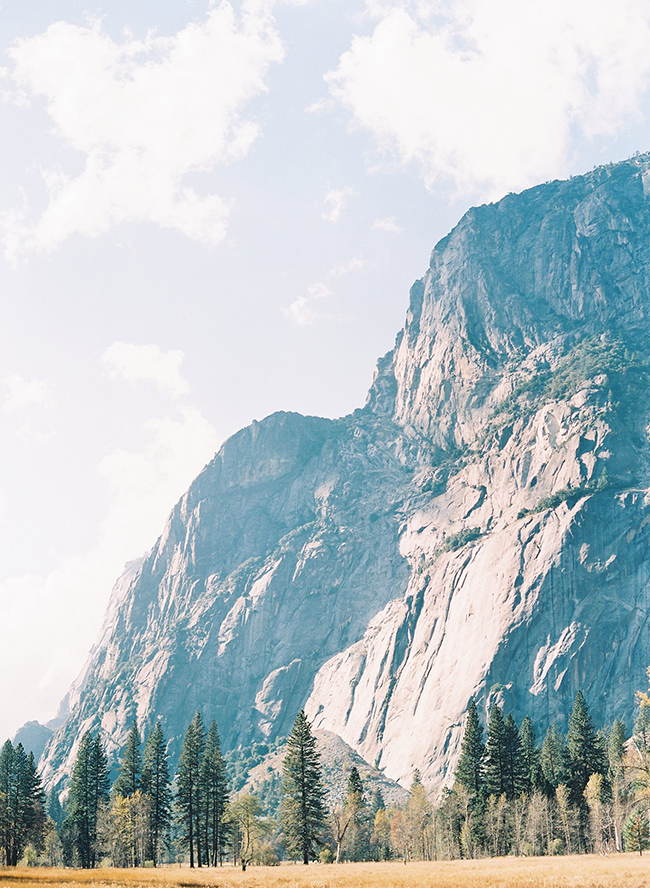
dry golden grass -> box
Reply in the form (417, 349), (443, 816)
(2, 856), (650, 888)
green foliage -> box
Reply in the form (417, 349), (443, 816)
(113, 722), (141, 799)
(484, 705), (507, 798)
(281, 711), (326, 864)
(141, 721), (171, 866)
(201, 720), (229, 866)
(624, 811), (650, 855)
(65, 732), (110, 868)
(519, 716), (543, 793)
(454, 700), (485, 797)
(175, 711), (206, 868)
(567, 691), (607, 803)
(496, 334), (649, 420)
(0, 741), (46, 866)
(441, 527), (483, 553)
(541, 723), (571, 792)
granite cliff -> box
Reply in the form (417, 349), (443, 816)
(41, 154), (650, 793)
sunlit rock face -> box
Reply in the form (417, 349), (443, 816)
(41, 155), (650, 794)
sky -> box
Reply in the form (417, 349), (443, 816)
(2, 0), (650, 745)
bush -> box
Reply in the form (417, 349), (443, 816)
(320, 848), (334, 864)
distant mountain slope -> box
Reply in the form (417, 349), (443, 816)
(41, 154), (650, 794)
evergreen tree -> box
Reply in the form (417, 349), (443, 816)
(175, 712), (206, 868)
(484, 705), (507, 798)
(113, 722), (141, 798)
(345, 767), (369, 861)
(502, 714), (523, 800)
(47, 789), (64, 829)
(624, 811), (650, 855)
(454, 700), (484, 797)
(370, 789), (385, 815)
(541, 723), (570, 793)
(141, 722), (172, 866)
(0, 741), (45, 866)
(519, 716), (542, 794)
(65, 732), (110, 868)
(281, 711), (326, 864)
(566, 691), (606, 802)
(200, 720), (229, 866)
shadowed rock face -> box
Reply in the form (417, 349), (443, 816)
(41, 154), (650, 793)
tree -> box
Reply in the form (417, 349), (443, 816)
(502, 713), (523, 799)
(624, 811), (650, 855)
(226, 794), (271, 871)
(454, 700), (484, 797)
(141, 722), (172, 866)
(484, 706), (507, 798)
(281, 711), (326, 864)
(541, 723), (570, 792)
(113, 723), (141, 799)
(344, 767), (369, 861)
(200, 720), (229, 866)
(0, 742), (45, 866)
(566, 691), (606, 803)
(65, 732), (110, 868)
(175, 712), (206, 868)
(519, 716), (542, 794)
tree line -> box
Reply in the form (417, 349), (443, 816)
(5, 683), (650, 868)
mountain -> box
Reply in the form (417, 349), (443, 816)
(41, 154), (650, 794)
(13, 721), (54, 764)
(242, 730), (409, 812)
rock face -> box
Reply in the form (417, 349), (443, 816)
(41, 154), (650, 794)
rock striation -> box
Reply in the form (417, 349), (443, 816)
(41, 154), (650, 794)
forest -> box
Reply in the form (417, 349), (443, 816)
(3, 677), (650, 869)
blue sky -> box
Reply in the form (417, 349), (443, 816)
(2, 0), (650, 743)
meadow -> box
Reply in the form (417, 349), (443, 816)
(2, 856), (650, 888)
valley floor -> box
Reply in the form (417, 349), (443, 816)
(2, 856), (650, 888)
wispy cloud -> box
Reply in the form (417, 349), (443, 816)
(322, 186), (355, 223)
(284, 256), (365, 325)
(2, 5), (283, 260)
(373, 216), (401, 233)
(102, 342), (191, 399)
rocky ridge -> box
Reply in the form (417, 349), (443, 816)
(40, 154), (650, 794)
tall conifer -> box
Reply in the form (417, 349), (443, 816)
(566, 691), (606, 802)
(176, 712), (206, 868)
(200, 720), (228, 866)
(281, 711), (326, 864)
(141, 722), (171, 866)
(113, 723), (141, 798)
(454, 700), (484, 797)
(484, 705), (507, 797)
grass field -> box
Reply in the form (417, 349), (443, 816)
(2, 856), (650, 888)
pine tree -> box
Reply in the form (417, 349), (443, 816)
(47, 789), (63, 829)
(484, 705), (507, 798)
(0, 741), (45, 866)
(502, 713), (523, 800)
(541, 723), (570, 793)
(624, 811), (650, 855)
(454, 700), (484, 797)
(200, 720), (229, 866)
(141, 722), (171, 866)
(519, 716), (542, 794)
(281, 711), (326, 864)
(370, 789), (385, 815)
(176, 712), (206, 868)
(113, 723), (141, 798)
(66, 732), (110, 868)
(566, 691), (606, 803)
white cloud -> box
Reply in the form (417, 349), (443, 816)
(373, 215), (401, 233)
(2, 4), (284, 259)
(284, 255), (365, 325)
(0, 405), (221, 742)
(328, 0), (650, 196)
(322, 186), (355, 223)
(102, 342), (191, 399)
(1, 374), (51, 411)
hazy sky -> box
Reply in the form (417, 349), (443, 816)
(2, 0), (650, 744)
